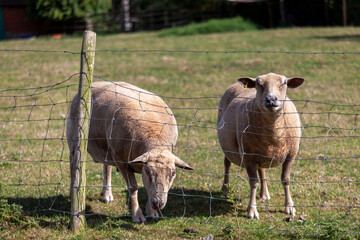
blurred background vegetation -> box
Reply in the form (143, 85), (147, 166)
(1, 0), (359, 39)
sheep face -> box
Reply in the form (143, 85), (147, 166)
(131, 150), (193, 211)
(239, 73), (304, 112)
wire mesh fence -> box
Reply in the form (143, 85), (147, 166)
(0, 46), (359, 237)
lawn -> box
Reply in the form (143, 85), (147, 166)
(0, 27), (360, 239)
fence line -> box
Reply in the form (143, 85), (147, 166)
(2, 48), (360, 55)
(0, 45), (359, 236)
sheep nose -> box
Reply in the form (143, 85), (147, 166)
(152, 196), (163, 210)
(265, 95), (278, 106)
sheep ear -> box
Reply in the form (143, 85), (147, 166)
(130, 153), (148, 165)
(287, 77), (305, 88)
(238, 77), (256, 88)
(174, 156), (194, 171)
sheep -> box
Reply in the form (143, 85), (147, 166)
(66, 81), (193, 223)
(217, 73), (304, 219)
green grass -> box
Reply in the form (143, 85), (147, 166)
(158, 17), (260, 37)
(0, 27), (360, 239)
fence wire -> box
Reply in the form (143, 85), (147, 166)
(0, 48), (359, 237)
(2, 48), (360, 55)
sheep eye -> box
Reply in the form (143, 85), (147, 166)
(146, 169), (154, 182)
(256, 83), (264, 90)
(169, 170), (176, 180)
(145, 167), (152, 177)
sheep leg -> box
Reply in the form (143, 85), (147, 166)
(146, 199), (159, 220)
(101, 164), (114, 203)
(258, 168), (270, 201)
(222, 157), (231, 195)
(246, 165), (259, 219)
(281, 159), (296, 216)
(117, 165), (146, 223)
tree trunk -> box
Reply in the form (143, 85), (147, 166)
(343, 0), (347, 26)
(280, 0), (286, 25)
(324, 0), (329, 25)
(112, 0), (122, 30)
(84, 15), (94, 31)
(122, 0), (132, 31)
(267, 1), (274, 28)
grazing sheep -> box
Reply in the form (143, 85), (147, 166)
(217, 73), (304, 219)
(66, 81), (193, 223)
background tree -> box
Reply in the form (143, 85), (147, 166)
(26, 0), (112, 30)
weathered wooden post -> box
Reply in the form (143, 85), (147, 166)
(70, 30), (96, 234)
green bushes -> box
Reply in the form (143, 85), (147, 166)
(158, 17), (260, 37)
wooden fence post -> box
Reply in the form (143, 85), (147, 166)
(70, 30), (96, 234)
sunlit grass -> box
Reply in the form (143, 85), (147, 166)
(0, 27), (360, 239)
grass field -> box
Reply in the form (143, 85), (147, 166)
(0, 27), (360, 239)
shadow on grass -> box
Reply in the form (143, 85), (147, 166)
(4, 187), (233, 229)
(311, 34), (360, 42)
(152, 187), (231, 219)
(6, 187), (306, 230)
(6, 194), (70, 216)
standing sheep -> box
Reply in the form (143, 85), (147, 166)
(217, 73), (304, 219)
(66, 81), (193, 223)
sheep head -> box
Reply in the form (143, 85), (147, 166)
(130, 150), (193, 211)
(238, 73), (304, 112)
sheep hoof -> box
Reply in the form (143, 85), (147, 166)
(259, 195), (270, 202)
(132, 214), (146, 223)
(247, 205), (259, 219)
(102, 196), (114, 203)
(101, 190), (114, 203)
(284, 206), (296, 216)
(222, 184), (229, 196)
